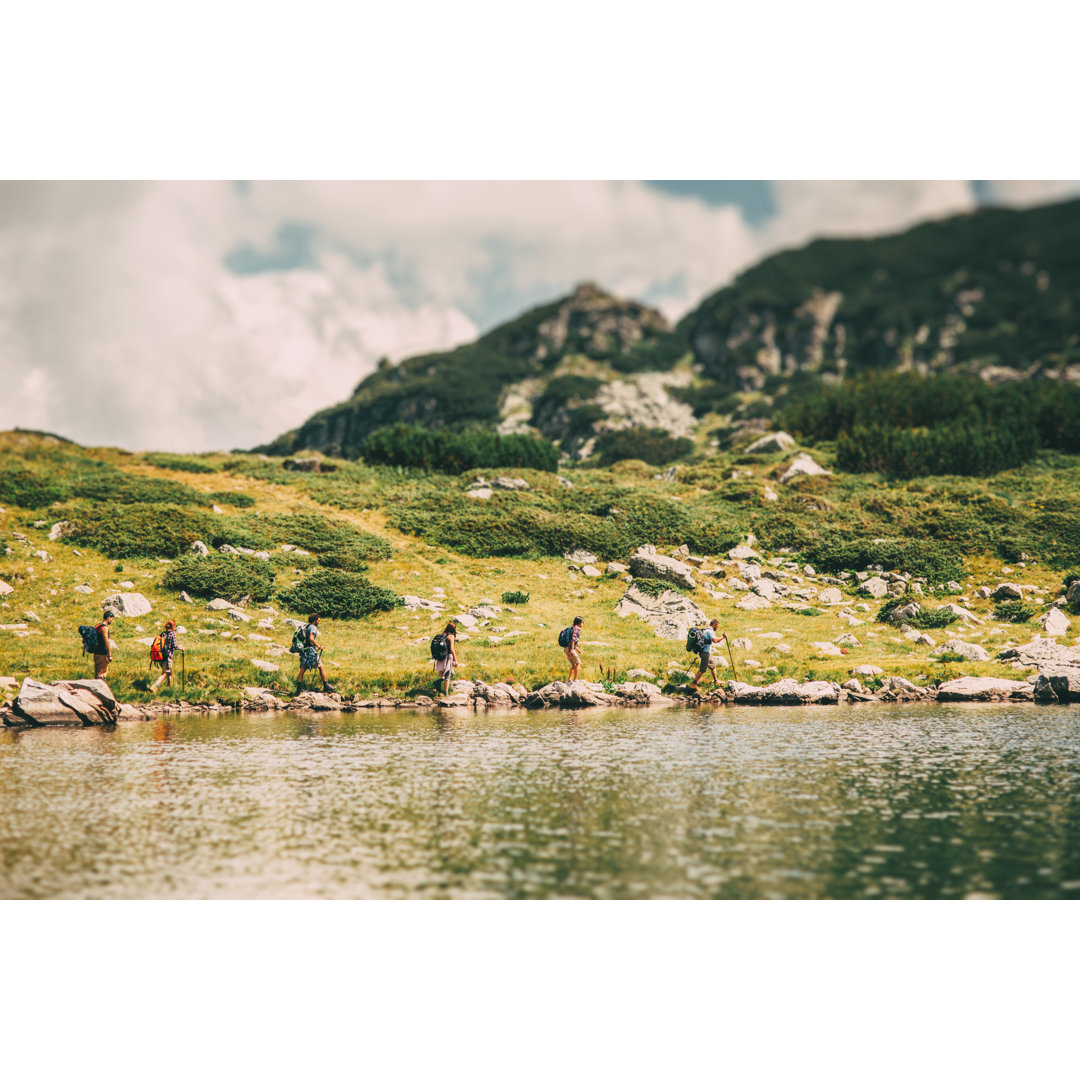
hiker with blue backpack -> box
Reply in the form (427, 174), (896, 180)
(291, 614), (336, 693)
(558, 616), (584, 681)
(78, 611), (116, 680)
(430, 619), (462, 695)
(688, 619), (727, 689)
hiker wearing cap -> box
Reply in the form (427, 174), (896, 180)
(149, 620), (184, 693)
(565, 615), (584, 681)
(92, 612), (116, 680)
(691, 619), (727, 688)
(433, 619), (462, 695)
(297, 614), (336, 693)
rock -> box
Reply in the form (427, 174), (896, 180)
(564, 549), (598, 564)
(974, 586), (991, 600)
(493, 476), (530, 491)
(212, 505), (224, 514)
(469, 605), (502, 620)
(226, 608), (251, 622)
(818, 587), (843, 605)
(1033, 667), (1080, 703)
(103, 592), (152, 618)
(779, 453), (830, 484)
(33, 550), (53, 562)
(743, 431), (796, 454)
(524, 679), (620, 710)
(812, 641), (845, 657)
(48, 520), (72, 541)
(727, 544), (758, 561)
(887, 580), (908, 597)
(834, 633), (861, 647)
(191, 540), (209, 557)
(752, 578), (778, 599)
(403, 595), (445, 612)
(936, 677), (1034, 702)
(998, 637), (1080, 667)
(991, 582), (1024, 601)
(842, 679), (863, 693)
(283, 457), (330, 473)
(556, 476), (574, 489)
(939, 603), (984, 625)
(1038, 608), (1071, 637)
(628, 553), (696, 590)
(838, 612), (866, 626)
(117, 581), (135, 590)
(0, 580), (12, 596)
(179, 591), (193, 603)
(934, 639), (990, 662)
(12, 677), (118, 725)
(206, 598), (233, 611)
(851, 665), (884, 677)
(1067, 580), (1080, 606)
(453, 613), (478, 630)
(859, 577), (889, 599)
(73, 584), (93, 595)
(880, 676), (920, 695)
(902, 629), (935, 646)
(729, 679), (837, 705)
(945, 580), (962, 594)
(465, 487), (493, 500)
(614, 583), (709, 640)
(251, 659), (280, 673)
(581, 564), (602, 578)
(735, 594), (772, 611)
(625, 668), (656, 680)
(288, 692), (342, 711)
(730, 638), (753, 650)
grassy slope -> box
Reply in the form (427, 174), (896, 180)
(2, 432), (1075, 708)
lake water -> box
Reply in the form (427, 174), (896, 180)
(2, 703), (1079, 899)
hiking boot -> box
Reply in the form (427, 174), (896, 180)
(322, 683), (338, 693)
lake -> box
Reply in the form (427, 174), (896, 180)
(2, 703), (1079, 899)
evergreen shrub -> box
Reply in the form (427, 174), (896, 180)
(143, 453), (221, 474)
(501, 590), (530, 605)
(993, 600), (1036, 623)
(593, 428), (693, 467)
(877, 598), (959, 629)
(362, 424), (558, 473)
(163, 554), (276, 603)
(279, 569), (401, 619)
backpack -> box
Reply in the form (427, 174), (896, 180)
(78, 624), (102, 654)
(150, 634), (165, 663)
(558, 626), (573, 649)
(430, 633), (451, 661)
(686, 627), (707, 655)
(289, 624), (312, 654)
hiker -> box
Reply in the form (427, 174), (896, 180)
(149, 619), (184, 693)
(562, 615), (584, 681)
(691, 619), (727, 689)
(431, 619), (462, 695)
(91, 611), (116, 679)
(296, 614), (336, 693)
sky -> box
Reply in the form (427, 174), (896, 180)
(1, 179), (1077, 453)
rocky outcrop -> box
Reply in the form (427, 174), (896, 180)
(628, 552), (696, 590)
(103, 592), (152, 618)
(936, 677), (1034, 702)
(615, 582), (708, 640)
(1033, 668), (1080, 704)
(933, 639), (990, 662)
(998, 638), (1080, 666)
(9, 678), (119, 726)
(1038, 608), (1071, 636)
(728, 679), (839, 705)
(743, 431), (796, 454)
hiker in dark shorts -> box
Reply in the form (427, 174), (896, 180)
(691, 619), (727, 689)
(566, 615), (584, 681)
(434, 619), (462, 695)
(150, 619), (185, 693)
(92, 612), (116, 680)
(297, 614), (336, 693)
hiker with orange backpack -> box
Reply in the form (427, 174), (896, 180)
(149, 619), (185, 693)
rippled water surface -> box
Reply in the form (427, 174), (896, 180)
(2, 704), (1079, 899)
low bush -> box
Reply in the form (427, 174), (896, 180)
(209, 491), (256, 508)
(254, 513), (392, 561)
(278, 569), (401, 620)
(71, 471), (207, 505)
(362, 424), (558, 474)
(501, 590), (530, 605)
(317, 550), (374, 573)
(592, 428), (694, 467)
(0, 463), (70, 508)
(877, 598), (959, 629)
(632, 578), (689, 598)
(143, 453), (221, 474)
(993, 599), (1036, 623)
(801, 537), (963, 583)
(61, 505), (212, 559)
(162, 554), (276, 603)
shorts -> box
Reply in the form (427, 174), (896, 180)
(299, 645), (320, 669)
(566, 647), (582, 665)
(93, 653), (110, 678)
(156, 656), (173, 674)
(698, 653), (716, 673)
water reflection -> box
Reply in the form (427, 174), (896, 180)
(1, 704), (1079, 899)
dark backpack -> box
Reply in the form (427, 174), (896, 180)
(78, 624), (102, 654)
(558, 626), (573, 648)
(430, 633), (451, 661)
(289, 624), (312, 654)
(686, 627), (707, 654)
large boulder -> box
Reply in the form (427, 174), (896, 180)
(629, 553), (696, 590)
(998, 638), (1080, 667)
(991, 582), (1024, 601)
(762, 679), (839, 705)
(882, 601), (920, 624)
(614, 582), (708, 640)
(936, 677), (1034, 702)
(939, 603), (983, 625)
(0, 579), (14, 596)
(190, 540), (210, 557)
(1038, 607), (1071, 637)
(859, 577), (889, 599)
(11, 678), (118, 726)
(933, 638), (990, 662)
(1033, 668), (1080, 704)
(735, 593), (772, 612)
(818, 587), (843, 605)
(403, 595), (445, 612)
(102, 592), (152, 618)
(743, 431), (796, 454)
(524, 680), (620, 710)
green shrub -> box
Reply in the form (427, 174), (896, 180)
(61, 505), (213, 559)
(71, 472), (207, 505)
(143, 453), (221, 474)
(254, 513), (392, 561)
(209, 491), (256, 508)
(278, 569), (401, 619)
(592, 428), (694, 467)
(993, 599), (1036, 623)
(877, 598), (959, 629)
(501, 590), (530, 605)
(801, 537), (963, 583)
(0, 463), (70, 508)
(362, 424), (558, 474)
(317, 550), (374, 573)
(162, 554), (276, 603)
(633, 578), (689, 598)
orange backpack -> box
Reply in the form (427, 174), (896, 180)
(150, 634), (165, 663)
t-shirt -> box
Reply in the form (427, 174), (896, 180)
(161, 629), (178, 659)
(305, 625), (319, 647)
(701, 628), (715, 656)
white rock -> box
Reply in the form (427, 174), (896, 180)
(629, 553), (696, 590)
(0, 580), (13, 596)
(934, 639), (990, 662)
(251, 659), (280, 673)
(818, 587), (843, 604)
(779, 453), (830, 484)
(206, 598), (233, 611)
(850, 665), (884, 677)
(212, 504), (224, 514)
(859, 577), (888, 599)
(731, 637), (753, 650)
(727, 544), (758, 561)
(582, 565), (602, 578)
(813, 641), (845, 657)
(744, 431), (796, 454)
(735, 594), (772, 611)
(226, 608), (252, 622)
(179, 591), (193, 603)
(833, 633), (861, 647)
(1039, 607), (1071, 637)
(48, 521), (71, 542)
(465, 487), (493, 500)
(842, 679), (863, 693)
(73, 584), (93, 595)
(102, 592), (152, 618)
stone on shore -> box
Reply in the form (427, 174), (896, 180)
(998, 638), (1080, 666)
(936, 677), (1034, 702)
(11, 678), (119, 726)
(1033, 668), (1080, 703)
(103, 592), (152, 618)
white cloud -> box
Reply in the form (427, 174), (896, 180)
(0, 179), (1074, 452)
(982, 180), (1080, 208)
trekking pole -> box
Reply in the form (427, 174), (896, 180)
(181, 651), (186, 694)
(726, 637), (738, 682)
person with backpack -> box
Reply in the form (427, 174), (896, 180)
(83, 611), (116, 680)
(149, 619), (184, 694)
(294, 614), (336, 693)
(431, 619), (461, 695)
(690, 618), (727, 689)
(559, 615), (584, 681)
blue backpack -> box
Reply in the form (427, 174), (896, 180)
(558, 626), (573, 648)
(78, 624), (103, 654)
